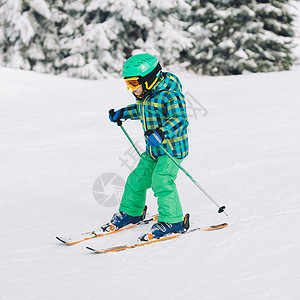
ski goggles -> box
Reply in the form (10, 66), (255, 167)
(124, 77), (142, 91)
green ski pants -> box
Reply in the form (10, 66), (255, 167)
(119, 152), (184, 223)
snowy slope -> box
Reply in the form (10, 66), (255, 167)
(1, 66), (300, 300)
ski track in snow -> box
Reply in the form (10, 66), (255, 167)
(0, 66), (300, 300)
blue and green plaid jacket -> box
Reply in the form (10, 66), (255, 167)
(122, 72), (189, 159)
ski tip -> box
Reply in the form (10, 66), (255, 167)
(86, 246), (96, 251)
(56, 236), (76, 245)
(86, 246), (106, 254)
(56, 236), (67, 244)
(86, 245), (130, 254)
(204, 223), (228, 231)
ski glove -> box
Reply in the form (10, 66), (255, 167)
(145, 128), (164, 147)
(109, 108), (124, 126)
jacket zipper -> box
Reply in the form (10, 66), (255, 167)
(141, 97), (157, 160)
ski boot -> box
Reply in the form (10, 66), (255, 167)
(101, 206), (148, 232)
(139, 213), (190, 241)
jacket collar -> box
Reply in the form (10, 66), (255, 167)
(134, 72), (164, 101)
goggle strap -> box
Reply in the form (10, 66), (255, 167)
(124, 77), (139, 81)
(145, 77), (158, 90)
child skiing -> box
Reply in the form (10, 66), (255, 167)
(107, 53), (189, 241)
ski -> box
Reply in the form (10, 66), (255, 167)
(86, 222), (228, 254)
(56, 214), (158, 245)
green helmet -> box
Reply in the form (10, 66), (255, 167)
(122, 53), (159, 78)
(122, 53), (162, 91)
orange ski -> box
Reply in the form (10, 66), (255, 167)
(56, 214), (158, 245)
(86, 223), (228, 254)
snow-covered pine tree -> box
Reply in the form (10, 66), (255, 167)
(0, 0), (96, 78)
(62, 0), (141, 79)
(0, 2), (5, 66)
(292, 0), (300, 62)
(136, 0), (193, 67)
(0, 0), (55, 72)
(1, 0), (297, 78)
(253, 0), (295, 71)
(53, 0), (90, 78)
(188, 0), (295, 75)
(62, 0), (193, 79)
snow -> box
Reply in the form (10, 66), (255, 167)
(1, 66), (300, 300)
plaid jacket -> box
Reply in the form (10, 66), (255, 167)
(122, 72), (189, 159)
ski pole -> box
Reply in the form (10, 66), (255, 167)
(110, 113), (227, 216)
(120, 125), (141, 157)
(109, 109), (141, 157)
(159, 145), (228, 216)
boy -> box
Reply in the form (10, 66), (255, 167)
(107, 53), (189, 240)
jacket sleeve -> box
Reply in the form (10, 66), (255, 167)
(122, 104), (140, 120)
(162, 92), (189, 139)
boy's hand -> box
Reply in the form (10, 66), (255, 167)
(109, 109), (123, 126)
(145, 128), (164, 147)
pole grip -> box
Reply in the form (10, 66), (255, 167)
(109, 109), (122, 126)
